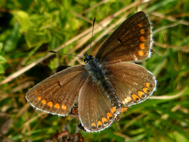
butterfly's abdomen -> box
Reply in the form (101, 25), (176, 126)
(85, 58), (121, 108)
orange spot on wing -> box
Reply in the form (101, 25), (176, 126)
(110, 107), (116, 114)
(47, 101), (53, 107)
(139, 43), (145, 49)
(37, 96), (41, 101)
(54, 103), (60, 109)
(138, 51), (144, 56)
(106, 112), (113, 120)
(132, 94), (140, 102)
(140, 36), (145, 42)
(91, 122), (96, 128)
(41, 100), (46, 105)
(138, 23), (143, 27)
(102, 117), (108, 123)
(62, 104), (67, 110)
(140, 29), (145, 34)
(97, 121), (102, 128)
(138, 91), (144, 98)
(146, 82), (150, 88)
(143, 88), (149, 93)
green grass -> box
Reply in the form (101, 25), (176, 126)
(0, 0), (189, 141)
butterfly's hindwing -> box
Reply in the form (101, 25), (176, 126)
(104, 62), (156, 106)
(78, 77), (121, 132)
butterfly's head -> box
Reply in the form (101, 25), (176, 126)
(84, 53), (94, 63)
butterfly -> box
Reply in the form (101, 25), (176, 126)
(26, 11), (156, 132)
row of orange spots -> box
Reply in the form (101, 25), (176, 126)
(91, 107), (116, 129)
(37, 97), (66, 111)
(131, 86), (150, 102)
(138, 35), (145, 56)
(91, 121), (103, 129)
(137, 23), (146, 57)
(122, 82), (152, 104)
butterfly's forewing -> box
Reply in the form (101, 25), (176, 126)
(104, 62), (156, 106)
(78, 77), (121, 132)
(95, 11), (152, 64)
(26, 65), (88, 115)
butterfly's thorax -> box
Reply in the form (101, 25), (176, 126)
(85, 58), (104, 83)
(85, 57), (121, 108)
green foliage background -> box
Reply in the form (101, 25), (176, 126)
(0, 0), (189, 141)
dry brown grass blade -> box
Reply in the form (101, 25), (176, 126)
(151, 11), (189, 26)
(149, 88), (186, 100)
(154, 42), (189, 52)
(152, 23), (179, 34)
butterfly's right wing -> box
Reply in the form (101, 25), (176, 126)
(104, 62), (156, 106)
(95, 11), (152, 64)
(26, 65), (88, 116)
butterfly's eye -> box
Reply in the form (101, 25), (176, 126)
(84, 55), (94, 63)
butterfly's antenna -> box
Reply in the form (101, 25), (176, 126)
(89, 17), (96, 54)
(49, 51), (84, 59)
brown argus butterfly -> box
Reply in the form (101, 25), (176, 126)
(26, 11), (156, 132)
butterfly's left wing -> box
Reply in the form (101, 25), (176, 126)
(95, 11), (152, 64)
(78, 77), (121, 132)
(26, 65), (87, 116)
(104, 62), (156, 106)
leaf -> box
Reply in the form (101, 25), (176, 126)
(3, 23), (21, 52)
(0, 55), (7, 64)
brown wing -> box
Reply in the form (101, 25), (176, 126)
(95, 11), (153, 64)
(104, 62), (156, 106)
(26, 65), (88, 116)
(78, 77), (121, 132)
